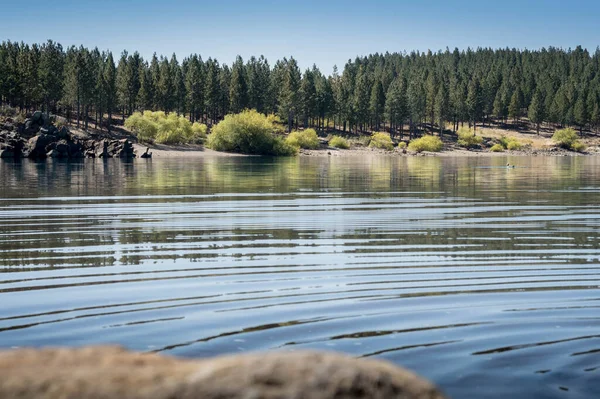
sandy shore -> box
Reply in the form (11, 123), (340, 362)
(131, 143), (600, 158)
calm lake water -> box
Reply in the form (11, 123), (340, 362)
(1, 155), (599, 398)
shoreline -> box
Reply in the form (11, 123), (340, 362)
(132, 143), (600, 158)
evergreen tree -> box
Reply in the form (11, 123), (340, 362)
(384, 78), (408, 137)
(300, 68), (316, 128)
(369, 80), (385, 131)
(508, 87), (523, 122)
(103, 52), (116, 131)
(229, 56), (248, 113)
(157, 57), (173, 112)
(466, 77), (483, 132)
(39, 40), (63, 115)
(205, 58), (220, 124)
(574, 90), (589, 134)
(434, 83), (449, 136)
(353, 66), (370, 132)
(528, 90), (545, 135)
(278, 58), (301, 131)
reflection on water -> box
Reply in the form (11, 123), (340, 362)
(1, 155), (599, 399)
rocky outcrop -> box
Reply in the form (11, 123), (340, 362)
(0, 346), (447, 399)
(0, 112), (137, 160)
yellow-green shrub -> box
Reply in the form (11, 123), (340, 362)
(397, 141), (407, 150)
(267, 113), (286, 133)
(498, 135), (522, 150)
(552, 128), (585, 151)
(207, 109), (297, 155)
(329, 135), (350, 149)
(571, 141), (587, 152)
(457, 127), (483, 148)
(286, 128), (320, 149)
(125, 111), (206, 145)
(408, 135), (443, 153)
(190, 122), (208, 144)
(506, 140), (523, 150)
(490, 143), (505, 152)
(369, 132), (394, 151)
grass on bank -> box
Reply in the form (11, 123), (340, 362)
(125, 111), (207, 144)
(207, 109), (297, 155)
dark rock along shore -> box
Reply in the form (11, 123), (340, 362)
(0, 111), (136, 160)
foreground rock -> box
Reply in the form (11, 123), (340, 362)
(0, 346), (447, 399)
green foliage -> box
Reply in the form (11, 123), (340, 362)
(490, 143), (505, 152)
(368, 132), (394, 151)
(497, 135), (523, 150)
(408, 135), (443, 153)
(286, 128), (320, 149)
(397, 141), (407, 150)
(552, 128), (581, 150)
(457, 127), (483, 148)
(571, 141), (587, 152)
(207, 109), (297, 155)
(124, 110), (207, 144)
(329, 135), (350, 149)
(506, 140), (523, 151)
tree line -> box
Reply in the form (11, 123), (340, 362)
(1, 40), (599, 136)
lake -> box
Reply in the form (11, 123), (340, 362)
(1, 155), (599, 398)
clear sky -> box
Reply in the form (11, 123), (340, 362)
(1, 0), (598, 74)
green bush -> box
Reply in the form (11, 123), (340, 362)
(397, 141), (407, 150)
(498, 135), (522, 150)
(490, 143), (505, 152)
(506, 140), (523, 151)
(408, 135), (443, 153)
(286, 128), (320, 149)
(329, 135), (350, 149)
(552, 128), (578, 148)
(125, 111), (207, 145)
(191, 122), (208, 144)
(552, 128), (585, 151)
(457, 127), (483, 148)
(571, 141), (587, 152)
(207, 109), (297, 155)
(267, 113), (286, 133)
(369, 132), (394, 151)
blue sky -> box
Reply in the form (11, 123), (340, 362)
(1, 0), (599, 74)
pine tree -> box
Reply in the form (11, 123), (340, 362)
(229, 56), (248, 113)
(384, 78), (408, 138)
(103, 52), (116, 131)
(137, 62), (153, 111)
(300, 68), (316, 128)
(574, 90), (589, 134)
(435, 83), (449, 136)
(353, 67), (370, 132)
(278, 58), (301, 132)
(157, 57), (173, 112)
(369, 80), (385, 131)
(508, 87), (523, 122)
(466, 77), (483, 132)
(205, 58), (220, 124)
(528, 90), (545, 135)
(39, 40), (63, 116)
